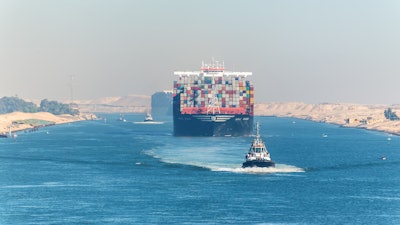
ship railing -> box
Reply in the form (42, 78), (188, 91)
(174, 71), (252, 77)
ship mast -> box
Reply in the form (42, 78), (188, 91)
(254, 122), (262, 145)
(206, 86), (221, 115)
(204, 59), (223, 115)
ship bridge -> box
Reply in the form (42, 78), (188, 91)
(174, 60), (252, 77)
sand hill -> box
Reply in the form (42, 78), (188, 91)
(255, 102), (400, 135)
(0, 112), (95, 134)
(74, 95), (150, 113)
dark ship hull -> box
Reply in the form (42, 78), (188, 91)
(173, 113), (253, 136)
(242, 160), (275, 168)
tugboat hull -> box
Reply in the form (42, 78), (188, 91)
(242, 160), (275, 168)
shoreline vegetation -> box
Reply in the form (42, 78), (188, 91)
(0, 112), (96, 135)
(0, 96), (96, 136)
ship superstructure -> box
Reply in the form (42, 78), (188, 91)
(173, 60), (254, 136)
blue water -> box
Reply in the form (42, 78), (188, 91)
(1, 115), (399, 224)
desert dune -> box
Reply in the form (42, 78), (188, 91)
(255, 102), (400, 135)
(0, 112), (95, 134)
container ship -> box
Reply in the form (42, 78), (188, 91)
(173, 60), (254, 136)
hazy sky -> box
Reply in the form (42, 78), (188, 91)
(1, 0), (399, 104)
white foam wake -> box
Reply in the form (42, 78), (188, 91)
(146, 148), (304, 174)
(210, 164), (305, 174)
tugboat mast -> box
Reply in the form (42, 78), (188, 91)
(254, 122), (262, 144)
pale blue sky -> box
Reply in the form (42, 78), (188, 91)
(1, 0), (399, 104)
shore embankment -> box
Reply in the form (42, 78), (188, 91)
(255, 102), (400, 135)
(0, 112), (96, 134)
(3, 103), (400, 136)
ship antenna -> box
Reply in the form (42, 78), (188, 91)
(256, 122), (260, 137)
(255, 122), (262, 143)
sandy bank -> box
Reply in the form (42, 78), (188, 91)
(3, 103), (399, 136)
(0, 112), (96, 133)
(255, 102), (400, 135)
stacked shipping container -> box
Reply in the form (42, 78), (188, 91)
(173, 74), (254, 116)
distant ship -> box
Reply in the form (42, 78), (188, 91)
(173, 60), (254, 136)
(133, 113), (164, 125)
(144, 113), (153, 122)
(242, 122), (275, 168)
(151, 91), (173, 116)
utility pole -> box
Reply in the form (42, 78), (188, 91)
(69, 75), (75, 113)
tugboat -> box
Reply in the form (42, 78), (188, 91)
(242, 122), (275, 168)
(133, 113), (164, 124)
(144, 113), (153, 122)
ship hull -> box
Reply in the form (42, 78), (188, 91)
(173, 113), (253, 136)
(242, 160), (275, 168)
